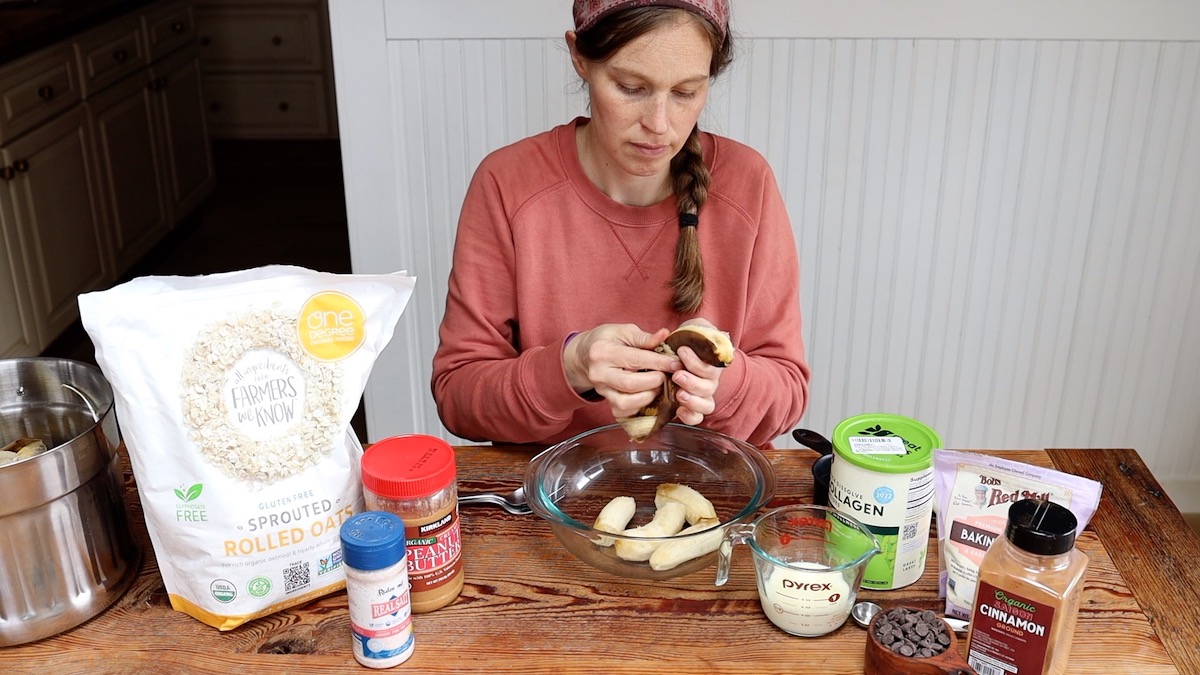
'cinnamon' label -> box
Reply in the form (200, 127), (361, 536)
(967, 580), (1056, 675)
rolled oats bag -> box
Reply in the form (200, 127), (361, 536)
(79, 265), (416, 630)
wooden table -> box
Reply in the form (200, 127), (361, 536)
(2, 446), (1198, 674)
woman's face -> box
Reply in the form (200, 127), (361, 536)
(569, 15), (713, 199)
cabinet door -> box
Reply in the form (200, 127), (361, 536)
(88, 71), (169, 275)
(151, 47), (214, 223)
(0, 44), (81, 146)
(73, 14), (146, 98)
(144, 0), (197, 63)
(0, 105), (110, 342)
(203, 72), (331, 138)
(196, 5), (326, 72)
(0, 199), (40, 357)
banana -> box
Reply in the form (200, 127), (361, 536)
(655, 483), (717, 524)
(14, 439), (47, 460)
(614, 500), (686, 561)
(648, 518), (724, 571)
(1, 437), (47, 461)
(593, 495), (637, 547)
(663, 325), (735, 367)
(617, 325), (736, 442)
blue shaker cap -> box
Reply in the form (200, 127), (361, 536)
(340, 511), (406, 571)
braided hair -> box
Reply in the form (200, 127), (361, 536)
(574, 7), (734, 314)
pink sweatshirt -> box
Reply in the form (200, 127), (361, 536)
(431, 118), (809, 448)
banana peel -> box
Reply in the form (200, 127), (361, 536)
(617, 325), (735, 442)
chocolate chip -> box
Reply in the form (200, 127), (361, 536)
(872, 607), (952, 659)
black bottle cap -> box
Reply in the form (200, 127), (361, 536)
(1005, 498), (1078, 555)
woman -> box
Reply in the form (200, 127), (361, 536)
(431, 0), (809, 448)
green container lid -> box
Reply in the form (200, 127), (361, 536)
(831, 413), (941, 474)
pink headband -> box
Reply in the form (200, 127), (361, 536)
(573, 0), (729, 39)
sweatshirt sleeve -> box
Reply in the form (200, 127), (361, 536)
(701, 161), (810, 447)
(431, 157), (588, 444)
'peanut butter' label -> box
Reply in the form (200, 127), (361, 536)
(404, 510), (462, 595)
(967, 580), (1055, 675)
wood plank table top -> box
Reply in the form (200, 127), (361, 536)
(2, 446), (1197, 674)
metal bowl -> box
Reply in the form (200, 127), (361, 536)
(0, 358), (141, 646)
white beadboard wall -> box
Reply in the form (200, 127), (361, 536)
(328, 1), (1200, 510)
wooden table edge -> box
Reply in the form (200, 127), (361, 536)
(1047, 447), (1200, 674)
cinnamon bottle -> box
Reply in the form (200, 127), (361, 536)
(965, 498), (1088, 675)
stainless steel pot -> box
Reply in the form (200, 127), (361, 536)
(0, 358), (141, 646)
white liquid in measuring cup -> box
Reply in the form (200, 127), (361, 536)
(756, 562), (852, 637)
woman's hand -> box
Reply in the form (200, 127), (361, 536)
(668, 318), (725, 425)
(564, 324), (680, 418)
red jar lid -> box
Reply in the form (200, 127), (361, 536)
(362, 434), (456, 498)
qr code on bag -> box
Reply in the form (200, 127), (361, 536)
(284, 561), (310, 594)
(903, 522), (918, 540)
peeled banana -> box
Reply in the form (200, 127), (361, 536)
(613, 500), (687, 562)
(655, 483), (717, 524)
(617, 325), (735, 442)
(593, 495), (636, 547)
(599, 484), (724, 569)
(648, 518), (724, 571)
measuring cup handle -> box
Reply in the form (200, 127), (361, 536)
(714, 538), (733, 586)
(713, 522), (754, 586)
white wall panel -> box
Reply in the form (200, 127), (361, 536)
(330, 1), (1200, 492)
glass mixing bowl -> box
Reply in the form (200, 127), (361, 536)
(523, 423), (776, 581)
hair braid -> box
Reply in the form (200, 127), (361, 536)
(669, 125), (710, 314)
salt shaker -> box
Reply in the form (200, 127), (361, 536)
(340, 511), (415, 668)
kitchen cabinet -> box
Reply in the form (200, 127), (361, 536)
(0, 205), (38, 358)
(149, 45), (214, 222)
(195, 0), (336, 138)
(0, 44), (80, 147)
(0, 0), (213, 357)
(0, 105), (110, 346)
(88, 61), (169, 274)
(74, 13), (148, 99)
(89, 2), (214, 276)
(0, 43), (85, 357)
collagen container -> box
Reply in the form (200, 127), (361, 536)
(829, 413), (941, 590)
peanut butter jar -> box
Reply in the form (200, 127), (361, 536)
(362, 435), (464, 613)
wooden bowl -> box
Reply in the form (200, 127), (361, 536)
(864, 606), (977, 675)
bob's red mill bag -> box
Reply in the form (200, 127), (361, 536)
(932, 449), (1101, 621)
(79, 265), (415, 629)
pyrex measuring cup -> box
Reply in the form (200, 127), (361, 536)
(717, 505), (880, 636)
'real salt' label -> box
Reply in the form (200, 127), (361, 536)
(348, 584), (414, 663)
(967, 580), (1055, 675)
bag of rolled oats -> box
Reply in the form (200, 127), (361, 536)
(79, 265), (416, 630)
